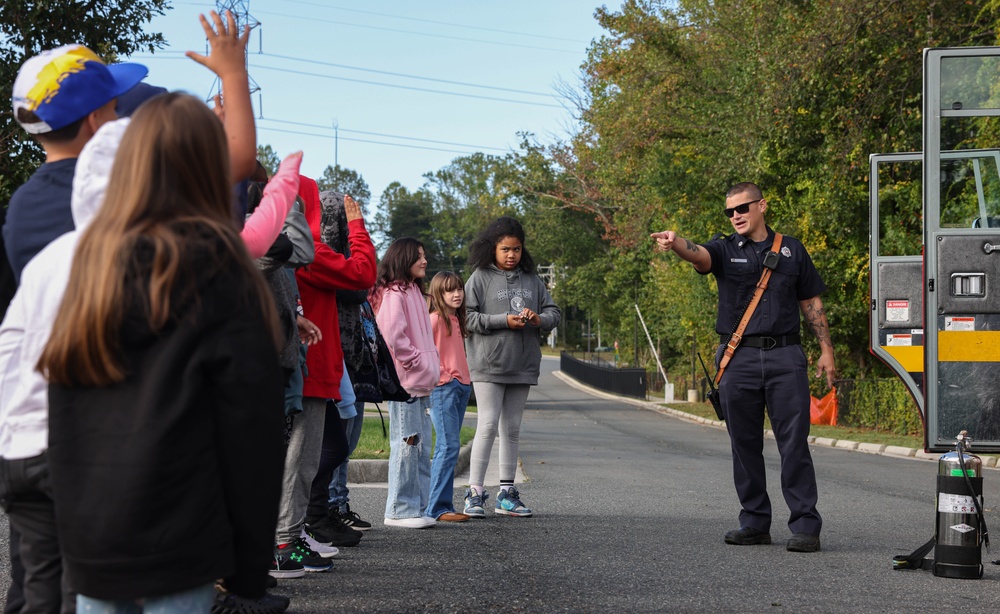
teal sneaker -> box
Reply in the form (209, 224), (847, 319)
(495, 487), (532, 517)
(463, 488), (488, 518)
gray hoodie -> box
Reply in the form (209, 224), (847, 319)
(464, 265), (560, 385)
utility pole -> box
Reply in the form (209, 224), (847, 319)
(536, 264), (558, 348)
(333, 119), (339, 168)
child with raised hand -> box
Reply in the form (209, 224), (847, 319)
(463, 216), (560, 518)
(370, 238), (441, 529)
(426, 271), (473, 522)
(37, 92), (289, 611)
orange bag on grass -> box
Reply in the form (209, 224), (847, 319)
(810, 388), (838, 426)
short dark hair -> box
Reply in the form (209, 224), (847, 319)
(16, 107), (85, 144)
(726, 182), (763, 201)
(468, 215), (535, 273)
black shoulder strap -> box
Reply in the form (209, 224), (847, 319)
(892, 536), (935, 571)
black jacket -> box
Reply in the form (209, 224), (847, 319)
(47, 234), (285, 600)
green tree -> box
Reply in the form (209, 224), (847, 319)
(422, 152), (522, 272)
(256, 143), (280, 177)
(541, 0), (999, 379)
(316, 164), (372, 216)
(374, 181), (440, 266)
(0, 1), (170, 207)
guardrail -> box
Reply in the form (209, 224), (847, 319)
(560, 351), (647, 399)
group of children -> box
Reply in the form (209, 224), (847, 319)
(0, 9), (561, 614)
(372, 218), (561, 530)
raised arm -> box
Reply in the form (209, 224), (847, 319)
(799, 295), (836, 388)
(650, 230), (712, 273)
(185, 10), (256, 181)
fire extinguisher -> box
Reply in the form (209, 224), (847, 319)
(893, 430), (990, 577)
(934, 431), (987, 578)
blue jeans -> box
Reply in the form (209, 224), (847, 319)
(385, 396), (432, 520)
(329, 401), (365, 510)
(426, 379), (470, 518)
(76, 582), (215, 614)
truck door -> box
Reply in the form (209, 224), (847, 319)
(923, 47), (1000, 451)
(869, 152), (924, 418)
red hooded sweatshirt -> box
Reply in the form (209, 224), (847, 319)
(294, 176), (376, 399)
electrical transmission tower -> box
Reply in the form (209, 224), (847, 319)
(211, 0), (262, 112)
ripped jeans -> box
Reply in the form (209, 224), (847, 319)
(385, 396), (432, 520)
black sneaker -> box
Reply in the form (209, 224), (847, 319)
(306, 514), (363, 547)
(211, 592), (290, 614)
(288, 537), (333, 572)
(269, 543), (305, 579)
(786, 532), (821, 552)
(724, 526), (772, 545)
(336, 504), (372, 531)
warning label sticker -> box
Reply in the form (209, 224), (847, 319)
(950, 524), (976, 534)
(886, 334), (912, 346)
(945, 317), (976, 331)
(939, 493), (977, 514)
(886, 300), (909, 322)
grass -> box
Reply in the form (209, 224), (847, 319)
(352, 411), (477, 460)
(667, 400), (925, 449)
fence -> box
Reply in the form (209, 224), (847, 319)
(560, 351), (647, 399)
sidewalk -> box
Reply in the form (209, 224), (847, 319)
(551, 370), (1000, 470)
(347, 409), (526, 486)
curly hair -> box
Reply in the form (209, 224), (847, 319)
(467, 216), (534, 273)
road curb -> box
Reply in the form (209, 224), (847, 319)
(551, 369), (994, 469)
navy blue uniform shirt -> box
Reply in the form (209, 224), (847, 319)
(3, 159), (77, 282)
(700, 226), (825, 337)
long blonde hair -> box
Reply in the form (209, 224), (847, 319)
(428, 271), (467, 337)
(39, 93), (279, 387)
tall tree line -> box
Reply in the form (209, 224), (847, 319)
(520, 0), (1000, 383)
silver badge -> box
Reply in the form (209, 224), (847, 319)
(781, 246), (791, 258)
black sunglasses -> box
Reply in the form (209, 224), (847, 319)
(724, 199), (761, 218)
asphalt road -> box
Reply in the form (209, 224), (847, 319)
(4, 355), (1000, 612)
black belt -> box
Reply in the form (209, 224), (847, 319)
(720, 333), (800, 349)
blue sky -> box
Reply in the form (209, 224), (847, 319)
(129, 1), (618, 206)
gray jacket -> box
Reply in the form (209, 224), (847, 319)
(464, 265), (560, 385)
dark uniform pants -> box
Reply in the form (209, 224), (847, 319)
(717, 344), (822, 536)
(0, 453), (74, 614)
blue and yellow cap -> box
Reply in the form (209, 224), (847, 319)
(12, 45), (147, 134)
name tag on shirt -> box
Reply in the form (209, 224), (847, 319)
(730, 258), (748, 263)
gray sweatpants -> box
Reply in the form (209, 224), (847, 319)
(468, 382), (531, 487)
(275, 396), (327, 544)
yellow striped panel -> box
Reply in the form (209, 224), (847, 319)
(938, 331), (1000, 362)
(881, 345), (924, 372)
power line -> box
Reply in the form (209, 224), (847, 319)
(248, 64), (563, 108)
(260, 53), (555, 98)
(134, 51), (558, 100)
(252, 9), (583, 55)
(258, 117), (509, 152)
(256, 125), (481, 156)
(283, 0), (591, 45)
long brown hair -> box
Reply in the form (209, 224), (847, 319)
(369, 237), (425, 312)
(39, 93), (279, 387)
(428, 271), (467, 337)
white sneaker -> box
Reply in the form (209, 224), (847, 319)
(383, 516), (436, 529)
(301, 528), (340, 558)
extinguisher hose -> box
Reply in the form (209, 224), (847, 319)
(957, 447), (990, 551)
